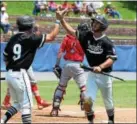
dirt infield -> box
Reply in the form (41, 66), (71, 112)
(1, 105), (136, 123)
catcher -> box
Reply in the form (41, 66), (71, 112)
(51, 34), (86, 116)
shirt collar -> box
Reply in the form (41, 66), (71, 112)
(93, 34), (106, 41)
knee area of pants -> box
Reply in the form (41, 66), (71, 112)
(21, 108), (32, 115)
(13, 104), (21, 111)
(104, 102), (114, 110)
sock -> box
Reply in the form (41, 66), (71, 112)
(107, 108), (114, 123)
(31, 83), (42, 104)
(86, 112), (95, 123)
(3, 89), (11, 105)
(22, 114), (31, 124)
(108, 115), (114, 123)
(2, 106), (17, 123)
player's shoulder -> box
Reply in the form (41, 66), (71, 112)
(102, 35), (114, 45)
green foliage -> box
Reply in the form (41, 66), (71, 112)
(6, 1), (33, 15)
(121, 1), (137, 10)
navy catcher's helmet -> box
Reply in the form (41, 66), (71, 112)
(91, 15), (109, 31)
(16, 15), (35, 31)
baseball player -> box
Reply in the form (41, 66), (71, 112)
(2, 65), (51, 110)
(50, 34), (86, 116)
(1, 15), (60, 124)
(56, 10), (117, 124)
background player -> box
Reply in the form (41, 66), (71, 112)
(2, 66), (51, 110)
(50, 34), (86, 116)
(1, 14), (61, 124)
(56, 10), (117, 124)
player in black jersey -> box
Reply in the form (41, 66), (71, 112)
(1, 15), (60, 124)
(56, 10), (117, 124)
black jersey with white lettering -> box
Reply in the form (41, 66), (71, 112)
(76, 24), (117, 72)
(3, 32), (46, 70)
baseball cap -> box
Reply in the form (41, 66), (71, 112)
(1, 7), (6, 11)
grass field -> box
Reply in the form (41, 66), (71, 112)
(5, 1), (136, 20)
(1, 80), (136, 108)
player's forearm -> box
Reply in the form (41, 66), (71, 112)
(56, 50), (63, 66)
(99, 58), (114, 70)
(46, 21), (60, 42)
(56, 57), (61, 66)
(60, 19), (76, 37)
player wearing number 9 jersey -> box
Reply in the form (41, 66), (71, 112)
(1, 15), (60, 124)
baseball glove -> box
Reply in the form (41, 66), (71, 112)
(53, 65), (62, 79)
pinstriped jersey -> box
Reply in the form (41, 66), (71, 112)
(3, 32), (46, 70)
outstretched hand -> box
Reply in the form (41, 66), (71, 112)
(56, 8), (68, 21)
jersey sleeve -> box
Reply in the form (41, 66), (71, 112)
(105, 40), (117, 61)
(31, 33), (46, 48)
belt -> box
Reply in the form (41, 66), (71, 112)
(12, 69), (21, 71)
(8, 68), (26, 71)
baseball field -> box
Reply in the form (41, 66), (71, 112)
(1, 80), (136, 123)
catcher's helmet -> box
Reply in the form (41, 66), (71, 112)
(91, 15), (109, 31)
(16, 15), (35, 31)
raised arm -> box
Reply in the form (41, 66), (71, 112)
(56, 9), (76, 37)
(45, 20), (60, 42)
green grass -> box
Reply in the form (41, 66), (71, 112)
(108, 2), (136, 20)
(5, 1), (136, 20)
(108, 35), (136, 40)
(1, 80), (136, 108)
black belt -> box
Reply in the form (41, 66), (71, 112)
(12, 69), (21, 71)
(8, 68), (26, 71)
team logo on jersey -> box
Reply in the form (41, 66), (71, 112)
(87, 43), (103, 54)
(70, 49), (75, 53)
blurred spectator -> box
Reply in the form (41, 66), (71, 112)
(0, 1), (7, 8)
(86, 3), (97, 17)
(0, 7), (11, 34)
(104, 2), (121, 19)
(59, 0), (72, 16)
(107, 7), (122, 19)
(33, 0), (48, 16)
(104, 2), (112, 15)
(73, 0), (83, 15)
(32, 0), (39, 15)
(61, 0), (70, 10)
(48, 0), (58, 12)
(81, 2), (87, 15)
(87, 2), (104, 17)
(82, 0), (104, 17)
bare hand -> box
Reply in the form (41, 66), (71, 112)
(56, 9), (68, 21)
(93, 66), (102, 73)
